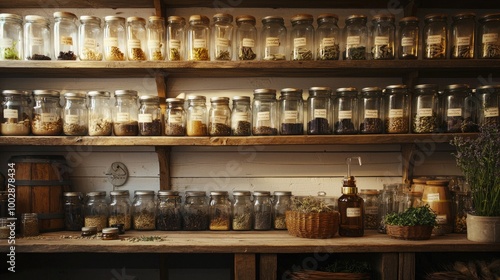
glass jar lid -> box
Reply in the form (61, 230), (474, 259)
(134, 190), (155, 196)
(236, 15), (256, 25)
(87, 191), (106, 197)
(424, 14), (447, 23)
(158, 190), (180, 197)
(114, 90), (138, 97)
(291, 14), (314, 24)
(33, 90), (60, 97)
(210, 97), (230, 104)
(127, 16), (146, 24)
(0, 13), (22, 22)
(80, 15), (101, 24)
(53, 11), (77, 20)
(110, 190), (130, 197)
(233, 190), (251, 196)
(88, 91), (111, 98)
(104, 16), (125, 23)
(64, 92), (87, 99)
(139, 95), (160, 103)
(213, 13), (233, 23)
(317, 13), (339, 24)
(253, 191), (271, 197)
(168, 16), (185, 24)
(63, 192), (82, 197)
(186, 191), (206, 197)
(262, 15), (284, 24)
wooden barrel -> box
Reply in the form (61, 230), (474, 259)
(11, 155), (71, 232)
(422, 180), (452, 235)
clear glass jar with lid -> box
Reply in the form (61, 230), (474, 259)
(253, 191), (272, 230)
(212, 13), (233, 61)
(63, 92), (88, 136)
(108, 190), (131, 230)
(236, 15), (258, 60)
(451, 13), (475, 59)
(126, 16), (147, 61)
(63, 192), (84, 231)
(423, 14), (447, 59)
(138, 95), (162, 136)
(279, 88), (304, 135)
(343, 15), (368, 60)
(167, 16), (185, 61)
(113, 90), (138, 136)
(24, 15), (52, 60)
(377, 184), (398, 233)
(307, 87), (331, 135)
(443, 84), (472, 133)
(79, 16), (103, 61)
(186, 95), (207, 136)
(398, 17), (419, 59)
(273, 191), (292, 230)
(53, 11), (78, 60)
(32, 90), (63, 136)
(359, 189), (379, 230)
(0, 13), (23, 60)
(132, 190), (156, 230)
(1, 90), (31, 136)
(209, 97), (231, 136)
(209, 191), (231, 230)
(316, 14), (340, 61)
(183, 191), (209, 230)
(232, 190), (253, 231)
(147, 16), (166, 61)
(84, 191), (108, 232)
(87, 91), (113, 136)
(290, 14), (314, 61)
(187, 15), (210, 61)
(384, 85), (410, 134)
(252, 89), (278, 135)
(360, 87), (383, 134)
(21, 213), (39, 237)
(412, 84), (440, 133)
(156, 190), (182, 231)
(333, 87), (359, 134)
(371, 14), (395, 60)
(261, 16), (287, 61)
(478, 13), (500, 59)
(231, 96), (252, 136)
(165, 98), (186, 136)
(103, 16), (126, 61)
(476, 85), (500, 128)
(101, 227), (119, 240)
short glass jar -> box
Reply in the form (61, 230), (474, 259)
(156, 190), (182, 231)
(333, 87), (359, 134)
(87, 91), (113, 136)
(212, 13), (234, 61)
(371, 14), (395, 60)
(187, 15), (210, 61)
(183, 191), (209, 230)
(53, 11), (78, 60)
(343, 15), (368, 60)
(166, 16), (185, 61)
(208, 97), (231, 136)
(398, 17), (419, 59)
(236, 15), (258, 60)
(0, 13), (23, 60)
(253, 191), (272, 230)
(451, 13), (475, 59)
(1, 90), (31, 136)
(126, 16), (147, 61)
(412, 84), (440, 133)
(165, 98), (186, 136)
(32, 90), (63, 136)
(231, 96), (252, 136)
(147, 16), (166, 61)
(24, 15), (52, 60)
(63, 192), (84, 231)
(81, 226), (97, 237)
(21, 213), (39, 237)
(138, 95), (162, 136)
(209, 191), (231, 230)
(273, 191), (292, 230)
(384, 85), (410, 134)
(307, 87), (331, 135)
(186, 95), (207, 136)
(79, 15), (103, 61)
(103, 16), (126, 61)
(359, 87), (383, 134)
(478, 13), (500, 59)
(316, 14), (340, 61)
(290, 14), (315, 61)
(423, 14), (447, 59)
(359, 189), (379, 230)
(261, 16), (287, 61)
(101, 227), (119, 240)
(476, 85), (500, 128)
(232, 190), (253, 231)
(113, 90), (139, 136)
(63, 92), (88, 136)
(132, 190), (156, 230)
(108, 190), (131, 230)
(279, 88), (304, 135)
(252, 89), (278, 135)
(84, 191), (108, 232)
(443, 84), (473, 133)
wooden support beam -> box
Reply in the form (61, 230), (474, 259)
(155, 146), (171, 190)
(234, 253), (256, 280)
(401, 143), (416, 184)
(399, 252), (416, 280)
(259, 253), (277, 280)
(381, 252), (399, 280)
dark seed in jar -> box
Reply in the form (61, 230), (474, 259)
(113, 121), (139, 136)
(232, 121), (251, 136)
(252, 126), (278, 136)
(165, 123), (185, 136)
(281, 123), (303, 135)
(307, 118), (330, 135)
(139, 119), (162, 136)
(209, 123), (231, 136)
(360, 118), (383, 134)
(334, 119), (357, 134)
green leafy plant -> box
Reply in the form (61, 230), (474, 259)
(291, 196), (334, 213)
(385, 205), (437, 227)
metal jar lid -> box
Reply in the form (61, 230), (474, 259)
(262, 15), (284, 24)
(139, 95), (160, 103)
(114, 90), (138, 97)
(80, 15), (101, 24)
(399, 16), (419, 25)
(291, 14), (314, 24)
(127, 16), (146, 24)
(233, 190), (251, 196)
(236, 15), (256, 25)
(452, 13), (476, 21)
(166, 98), (185, 105)
(158, 190), (180, 197)
(63, 192), (83, 197)
(372, 14), (395, 23)
(213, 13), (233, 23)
(273, 191), (292, 196)
(87, 91), (111, 98)
(64, 92), (87, 99)
(104, 16), (125, 23)
(0, 13), (22, 22)
(2, 90), (26, 97)
(86, 191), (106, 197)
(102, 227), (119, 234)
(232, 96), (250, 103)
(253, 191), (271, 197)
(134, 190), (155, 196)
(345, 14), (367, 24)
(185, 191), (206, 197)
(317, 13), (339, 24)
(187, 95), (206, 101)
(210, 97), (230, 104)
(479, 13), (500, 23)
(445, 84), (470, 92)
(424, 14), (447, 23)
(210, 191), (228, 196)
(33, 90), (60, 97)
(168, 16), (185, 24)
(110, 190), (130, 197)
(53, 11), (77, 20)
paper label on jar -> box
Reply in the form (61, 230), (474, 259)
(61, 36), (73, 46)
(138, 113), (153, 123)
(427, 193), (440, 201)
(168, 113), (183, 123)
(213, 115), (227, 124)
(148, 40), (161, 48)
(193, 39), (206, 48)
(84, 38), (97, 49)
(313, 109), (327, 119)
(190, 113), (203, 121)
(127, 39), (141, 49)
(427, 35), (442, 45)
(294, 37), (307, 47)
(242, 38), (255, 48)
(389, 109), (404, 118)
(417, 108), (433, 117)
(456, 36), (471, 46)
(436, 214), (447, 224)
(366, 206), (378, 215)
(116, 112), (130, 122)
(104, 37), (119, 47)
(374, 36), (389, 46)
(322, 37), (335, 47)
(338, 110), (352, 119)
(401, 37), (414, 47)
(346, 36), (360, 45)
(233, 112), (248, 122)
(447, 108), (462, 117)
(0, 38), (13, 48)
(266, 37), (280, 47)
(3, 109), (18, 119)
(364, 109), (379, 119)
(216, 38), (229, 47)
(169, 39), (181, 49)
(32, 37), (43, 46)
(484, 107), (499, 117)
(483, 33), (498, 43)
(41, 113), (57, 123)
(346, 207), (361, 217)
(257, 111), (270, 121)
(65, 114), (79, 124)
(284, 110), (298, 120)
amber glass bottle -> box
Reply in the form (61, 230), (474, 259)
(338, 179), (364, 237)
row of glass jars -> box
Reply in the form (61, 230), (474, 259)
(64, 190), (293, 232)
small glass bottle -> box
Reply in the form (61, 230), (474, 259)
(113, 90), (138, 136)
(343, 15), (368, 60)
(108, 190), (131, 231)
(443, 84), (471, 133)
(187, 15), (210, 61)
(1, 90), (31, 136)
(165, 98), (186, 136)
(212, 13), (233, 61)
(132, 190), (156, 230)
(412, 84), (440, 133)
(126, 16), (147, 61)
(252, 89), (278, 135)
(423, 14), (447, 59)
(279, 88), (304, 135)
(24, 15), (52, 60)
(84, 191), (108, 232)
(384, 85), (410, 134)
(63, 192), (84, 231)
(81, 226), (97, 237)
(0, 13), (23, 60)
(209, 191), (231, 231)
(451, 13), (475, 59)
(79, 15), (103, 61)
(53, 11), (78, 60)
(338, 157), (364, 237)
(88, 91), (113, 136)
(359, 189), (379, 230)
(371, 14), (395, 60)
(21, 213), (39, 237)
(253, 191), (272, 230)
(231, 96), (252, 136)
(398, 16), (419, 59)
(138, 95), (162, 136)
(235, 15), (258, 60)
(478, 13), (500, 59)
(476, 85), (500, 128)
(63, 92), (88, 136)
(186, 95), (207, 136)
(166, 16), (185, 61)
(360, 87), (383, 134)
(273, 191), (292, 230)
(101, 227), (119, 240)
(232, 190), (253, 231)
(316, 14), (340, 61)
(183, 191), (208, 230)
(334, 87), (359, 135)
(103, 16), (126, 61)
(156, 190), (182, 231)
(307, 87), (331, 135)
(32, 90), (63, 136)
(290, 14), (314, 61)
(209, 97), (231, 136)
(261, 16), (287, 61)
(147, 16), (166, 61)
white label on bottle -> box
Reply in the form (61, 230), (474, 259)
(485, 107), (499, 117)
(32, 37), (43, 46)
(61, 36), (73, 46)
(374, 36), (389, 45)
(65, 114), (79, 124)
(104, 37), (119, 47)
(213, 115), (227, 124)
(364, 109), (379, 119)
(242, 38), (255, 48)
(41, 113), (57, 122)
(138, 113), (152, 123)
(346, 36), (360, 45)
(148, 40), (160, 48)
(284, 111), (298, 120)
(427, 193), (440, 201)
(193, 39), (206, 48)
(366, 206), (379, 215)
(190, 113), (203, 121)
(436, 214), (447, 224)
(346, 207), (361, 217)
(427, 35), (442, 45)
(293, 37), (307, 47)
(0, 38), (13, 48)
(447, 108), (462, 117)
(338, 110), (352, 119)
(233, 112), (248, 122)
(456, 36), (470, 46)
(116, 112), (130, 122)
(257, 111), (270, 121)
(128, 39), (141, 49)
(168, 113), (182, 123)
(417, 108), (433, 117)
(216, 38), (229, 47)
(401, 37), (414, 47)
(266, 37), (280, 47)
(3, 109), (18, 119)
(483, 33), (498, 43)
(322, 37), (335, 47)
(389, 109), (404, 118)
(84, 38), (97, 49)
(169, 39), (181, 49)
(313, 109), (327, 119)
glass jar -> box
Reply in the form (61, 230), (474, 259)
(377, 186), (398, 233)
(334, 87), (359, 134)
(138, 95), (162, 136)
(84, 191), (108, 232)
(113, 90), (138, 136)
(147, 16), (166, 61)
(24, 15), (52, 60)
(0, 13), (23, 60)
(290, 14), (314, 61)
(21, 213), (39, 237)
(81, 226), (97, 237)
(371, 14), (395, 60)
(452, 190), (471, 233)
(63, 92), (88, 136)
(360, 87), (383, 134)
(209, 97), (231, 136)
(209, 191), (231, 230)
(212, 13), (233, 61)
(478, 13), (500, 59)
(451, 13), (475, 59)
(53, 11), (78, 60)
(186, 95), (207, 136)
(165, 98), (186, 136)
(252, 89), (278, 135)
(397, 191), (423, 213)
(398, 16), (419, 59)
(231, 96), (252, 136)
(63, 192), (84, 231)
(88, 91), (113, 136)
(316, 13), (340, 61)
(236, 15), (258, 60)
(261, 16), (287, 61)
(132, 190), (156, 230)
(79, 16), (102, 61)
(273, 191), (292, 230)
(187, 15), (210, 61)
(359, 189), (379, 230)
(423, 14), (447, 59)
(101, 227), (119, 240)
(108, 190), (131, 230)
(166, 16), (185, 61)
(279, 88), (304, 135)
(307, 87), (331, 135)
(103, 16), (126, 61)
(443, 84), (471, 133)
(412, 84), (440, 133)
(476, 85), (500, 128)
(232, 190), (253, 231)
(183, 191), (208, 230)
(253, 191), (272, 230)
(156, 190), (182, 231)
(384, 85), (410, 134)
(343, 15), (368, 60)
(1, 90), (31, 136)
(32, 90), (63, 136)
(126, 16), (147, 61)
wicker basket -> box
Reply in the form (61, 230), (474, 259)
(289, 270), (371, 280)
(386, 225), (433, 240)
(286, 210), (339, 239)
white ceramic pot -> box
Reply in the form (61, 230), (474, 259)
(466, 214), (500, 243)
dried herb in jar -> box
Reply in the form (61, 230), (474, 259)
(317, 44), (340, 60)
(360, 118), (383, 133)
(192, 47), (209, 61)
(183, 209), (208, 230)
(232, 213), (252, 230)
(239, 46), (256, 60)
(28, 54), (51, 60)
(232, 121), (251, 136)
(165, 123), (185, 136)
(292, 48), (313, 60)
(156, 208), (182, 231)
(413, 114), (438, 133)
(307, 118), (329, 134)
(252, 126), (277, 135)
(139, 119), (162, 136)
(254, 211), (272, 230)
(133, 210), (156, 230)
(343, 46), (366, 60)
(57, 51), (77, 60)
(113, 121), (139, 136)
(385, 117), (409, 133)
(281, 123), (303, 135)
(335, 119), (357, 134)
(209, 123), (231, 136)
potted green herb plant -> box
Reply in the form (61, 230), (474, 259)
(384, 205), (437, 240)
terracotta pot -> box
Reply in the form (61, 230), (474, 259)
(466, 214), (500, 243)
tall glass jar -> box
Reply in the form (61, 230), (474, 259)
(103, 16), (126, 61)
(231, 96), (252, 136)
(307, 87), (331, 135)
(165, 98), (186, 136)
(279, 88), (304, 135)
(21, 213), (39, 237)
(24, 15), (52, 60)
(53, 11), (78, 60)
(32, 90), (63, 136)
(156, 190), (182, 231)
(63, 192), (84, 231)
(334, 87), (359, 134)
(398, 17), (419, 59)
(371, 14), (395, 60)
(273, 191), (292, 230)
(359, 189), (379, 230)
(132, 190), (156, 230)
(87, 91), (113, 136)
(108, 190), (131, 230)
(252, 89), (278, 135)
(261, 16), (287, 61)
(412, 84), (440, 133)
(212, 13), (233, 61)
(253, 191), (272, 230)
(443, 84), (471, 133)
(209, 191), (231, 231)
(84, 191), (108, 232)
(236, 15), (258, 60)
(79, 16), (103, 61)
(209, 97), (231, 136)
(126, 17), (147, 61)
(166, 16), (185, 61)
(0, 13), (23, 60)
(138, 95), (162, 136)
(63, 92), (88, 136)
(113, 90), (138, 136)
(476, 85), (500, 128)
(186, 95), (207, 136)
(478, 13), (500, 59)
(360, 87), (383, 134)
(187, 15), (210, 61)
(183, 191), (209, 230)
(451, 13), (475, 59)
(147, 16), (166, 61)
(423, 14), (447, 59)
(384, 85), (410, 134)
(377, 185), (398, 233)
(1, 90), (31, 136)
(290, 14), (314, 61)
(343, 15), (368, 60)
(316, 14), (340, 61)
(232, 190), (253, 231)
